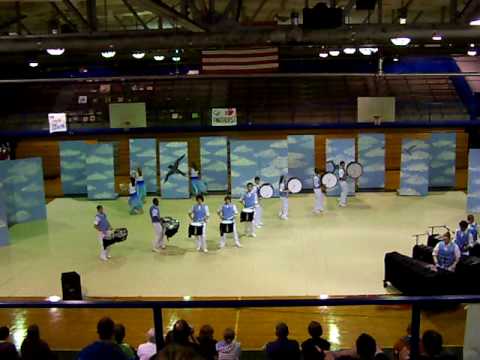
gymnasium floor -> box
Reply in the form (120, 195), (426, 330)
(0, 191), (469, 298)
(0, 191), (469, 350)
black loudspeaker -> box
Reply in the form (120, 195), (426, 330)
(303, 3), (343, 29)
(61, 272), (82, 300)
(356, 0), (377, 10)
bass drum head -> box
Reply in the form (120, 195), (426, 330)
(287, 177), (303, 194)
(326, 160), (336, 173)
(346, 161), (363, 179)
(321, 172), (338, 189)
(259, 183), (274, 198)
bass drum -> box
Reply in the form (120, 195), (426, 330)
(346, 161), (363, 179)
(259, 183), (274, 199)
(321, 172), (338, 189)
(287, 177), (303, 194)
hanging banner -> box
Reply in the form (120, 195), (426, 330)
(211, 108), (237, 126)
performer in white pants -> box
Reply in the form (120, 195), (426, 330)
(218, 195), (242, 248)
(150, 198), (165, 252)
(278, 175), (289, 220)
(94, 205), (113, 261)
(253, 176), (264, 228)
(313, 168), (325, 214)
(189, 194), (209, 252)
(338, 161), (348, 207)
(241, 183), (257, 237)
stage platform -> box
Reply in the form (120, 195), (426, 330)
(0, 191), (469, 298)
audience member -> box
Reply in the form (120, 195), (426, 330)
(325, 333), (384, 360)
(216, 328), (241, 360)
(77, 317), (127, 360)
(20, 324), (56, 360)
(153, 320), (203, 360)
(0, 326), (19, 360)
(114, 324), (137, 360)
(302, 321), (331, 360)
(265, 322), (301, 360)
(393, 324), (412, 360)
(137, 328), (157, 360)
(419, 330), (456, 360)
(196, 324), (217, 360)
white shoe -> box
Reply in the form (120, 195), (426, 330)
(107, 255), (112, 259)
(161, 245), (166, 250)
(259, 222), (264, 226)
(196, 246), (201, 251)
(235, 243), (243, 248)
(152, 248), (161, 253)
(219, 243), (225, 249)
(281, 216), (288, 220)
(203, 248), (208, 253)
(249, 233), (257, 238)
(339, 203), (346, 207)
(100, 255), (108, 261)
(256, 225), (262, 229)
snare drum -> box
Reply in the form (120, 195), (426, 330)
(346, 161), (363, 179)
(103, 228), (128, 249)
(287, 177), (303, 194)
(321, 172), (338, 189)
(240, 208), (254, 222)
(259, 183), (274, 199)
(188, 222), (204, 236)
(220, 220), (234, 234)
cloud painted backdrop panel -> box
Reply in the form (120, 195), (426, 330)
(358, 134), (385, 189)
(288, 135), (315, 189)
(398, 138), (431, 196)
(0, 183), (9, 246)
(0, 158), (47, 224)
(467, 149), (480, 212)
(159, 142), (190, 199)
(429, 132), (456, 187)
(326, 139), (356, 196)
(200, 137), (228, 191)
(86, 144), (117, 200)
(230, 140), (288, 198)
(59, 141), (88, 195)
(129, 138), (158, 192)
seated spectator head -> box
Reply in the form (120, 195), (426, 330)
(114, 323), (126, 344)
(460, 220), (469, 231)
(356, 333), (377, 360)
(308, 321), (323, 339)
(275, 322), (289, 339)
(97, 317), (115, 341)
(468, 214), (475, 224)
(26, 324), (40, 341)
(147, 328), (156, 343)
(198, 324), (214, 341)
(223, 328), (235, 344)
(0, 326), (9, 341)
(172, 320), (192, 344)
(422, 330), (443, 356)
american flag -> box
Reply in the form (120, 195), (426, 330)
(201, 47), (279, 74)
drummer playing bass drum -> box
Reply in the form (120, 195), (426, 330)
(217, 195), (242, 249)
(94, 205), (113, 261)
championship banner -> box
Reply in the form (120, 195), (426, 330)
(48, 113), (67, 133)
(211, 108), (237, 127)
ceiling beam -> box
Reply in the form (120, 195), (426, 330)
(450, 0), (458, 22)
(343, 0), (355, 16)
(412, 10), (423, 24)
(377, 0), (383, 24)
(393, 0), (415, 23)
(50, 2), (78, 31)
(3, 24), (480, 52)
(62, 0), (91, 30)
(121, 0), (149, 29)
(86, 0), (98, 31)
(457, 0), (480, 23)
(251, 0), (269, 21)
(113, 14), (128, 30)
(132, 0), (207, 31)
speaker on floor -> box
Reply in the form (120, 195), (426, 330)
(356, 0), (377, 10)
(61, 271), (82, 300)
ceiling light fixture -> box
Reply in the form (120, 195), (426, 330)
(319, 51), (329, 58)
(390, 37), (411, 46)
(132, 52), (145, 59)
(46, 48), (65, 56)
(432, 33), (443, 41)
(468, 43), (477, 56)
(154, 55), (165, 61)
(172, 56), (181, 62)
(28, 62), (39, 68)
(101, 50), (116, 58)
(470, 18), (480, 26)
(329, 50), (340, 56)
(393, 57), (399, 62)
(359, 47), (372, 56)
(343, 47), (356, 54)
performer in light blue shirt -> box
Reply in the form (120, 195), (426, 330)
(93, 205), (113, 261)
(218, 195), (241, 248)
(241, 183), (257, 237)
(454, 220), (474, 255)
(433, 232), (461, 271)
(135, 167), (146, 204)
(468, 214), (478, 243)
(278, 175), (289, 220)
(189, 194), (209, 252)
(150, 198), (165, 252)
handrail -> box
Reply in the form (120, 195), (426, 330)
(1, 294), (480, 308)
